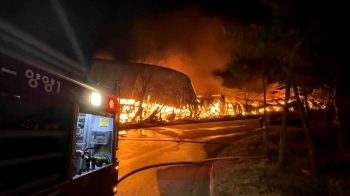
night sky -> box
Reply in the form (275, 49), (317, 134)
(3, 0), (263, 63)
(0, 0), (347, 94)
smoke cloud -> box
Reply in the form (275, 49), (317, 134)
(94, 4), (242, 95)
(130, 4), (233, 95)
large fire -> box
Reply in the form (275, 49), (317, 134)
(117, 93), (328, 124)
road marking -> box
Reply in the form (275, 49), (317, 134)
(1, 67), (17, 75)
(158, 127), (181, 131)
(198, 132), (246, 141)
(157, 127), (185, 135)
(154, 125), (246, 133)
(183, 125), (246, 132)
(119, 130), (127, 135)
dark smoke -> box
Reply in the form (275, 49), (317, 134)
(96, 4), (235, 95)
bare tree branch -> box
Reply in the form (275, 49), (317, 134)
(296, 21), (320, 49)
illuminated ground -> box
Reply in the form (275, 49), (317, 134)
(115, 119), (259, 196)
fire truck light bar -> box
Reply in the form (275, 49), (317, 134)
(108, 98), (116, 109)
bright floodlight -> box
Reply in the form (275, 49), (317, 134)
(90, 92), (101, 106)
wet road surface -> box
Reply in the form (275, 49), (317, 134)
(116, 119), (259, 196)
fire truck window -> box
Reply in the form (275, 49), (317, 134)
(73, 113), (114, 178)
(0, 97), (70, 131)
(0, 96), (73, 193)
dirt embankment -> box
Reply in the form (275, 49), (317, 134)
(210, 125), (350, 196)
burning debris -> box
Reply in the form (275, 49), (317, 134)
(115, 93), (329, 124)
(115, 95), (296, 124)
(90, 60), (330, 124)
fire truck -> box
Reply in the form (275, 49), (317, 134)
(0, 18), (119, 196)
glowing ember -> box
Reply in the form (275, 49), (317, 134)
(116, 94), (328, 124)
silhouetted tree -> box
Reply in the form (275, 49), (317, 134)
(132, 67), (157, 123)
(219, 0), (326, 171)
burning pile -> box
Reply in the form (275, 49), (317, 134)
(117, 93), (329, 124)
(90, 60), (329, 124)
(119, 98), (192, 123)
(118, 95), (230, 123)
(117, 95), (243, 123)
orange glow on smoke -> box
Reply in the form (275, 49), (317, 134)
(131, 4), (233, 95)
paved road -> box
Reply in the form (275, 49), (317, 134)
(116, 119), (260, 196)
(137, 119), (259, 139)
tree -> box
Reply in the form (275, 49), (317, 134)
(218, 11), (277, 162)
(132, 67), (157, 123)
(299, 21), (348, 150)
(214, 56), (274, 160)
(271, 2), (322, 172)
(219, 0), (324, 170)
(318, 59), (346, 149)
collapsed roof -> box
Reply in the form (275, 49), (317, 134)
(90, 59), (197, 107)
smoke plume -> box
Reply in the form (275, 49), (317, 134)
(94, 4), (239, 95)
(131, 4), (233, 95)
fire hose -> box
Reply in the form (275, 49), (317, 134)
(117, 155), (266, 184)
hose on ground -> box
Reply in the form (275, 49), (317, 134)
(117, 155), (266, 184)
